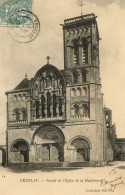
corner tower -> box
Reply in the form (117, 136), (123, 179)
(61, 14), (107, 163)
(62, 14), (102, 123)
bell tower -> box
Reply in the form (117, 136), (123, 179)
(62, 14), (102, 124)
(63, 13), (99, 69)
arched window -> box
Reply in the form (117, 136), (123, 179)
(18, 94), (22, 101)
(106, 113), (109, 120)
(106, 123), (109, 127)
(76, 88), (81, 96)
(82, 104), (89, 117)
(36, 101), (39, 119)
(47, 92), (51, 117)
(40, 78), (44, 91)
(13, 109), (19, 121)
(59, 98), (63, 116)
(46, 76), (52, 88)
(19, 109), (27, 121)
(74, 104), (79, 116)
(22, 94), (26, 101)
(22, 110), (27, 120)
(41, 95), (45, 118)
(82, 87), (87, 96)
(53, 94), (57, 117)
(71, 88), (75, 97)
(13, 95), (17, 101)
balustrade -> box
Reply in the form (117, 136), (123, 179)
(9, 120), (27, 124)
(72, 115), (89, 120)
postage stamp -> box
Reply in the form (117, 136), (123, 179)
(0, 0), (32, 26)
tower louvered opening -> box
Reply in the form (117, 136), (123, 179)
(82, 38), (88, 64)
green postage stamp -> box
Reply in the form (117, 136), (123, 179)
(0, 0), (32, 26)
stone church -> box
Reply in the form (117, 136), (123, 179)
(6, 13), (115, 166)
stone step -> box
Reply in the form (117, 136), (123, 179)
(8, 161), (104, 169)
(8, 162), (62, 168)
(68, 161), (90, 167)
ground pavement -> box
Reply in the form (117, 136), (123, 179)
(0, 161), (125, 195)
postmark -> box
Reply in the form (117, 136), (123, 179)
(8, 10), (40, 43)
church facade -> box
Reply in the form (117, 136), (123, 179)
(6, 13), (114, 166)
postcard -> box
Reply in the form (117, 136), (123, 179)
(0, 0), (125, 195)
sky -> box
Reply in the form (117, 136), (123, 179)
(81, 0), (125, 7)
(0, 0), (125, 144)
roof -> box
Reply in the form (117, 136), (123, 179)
(104, 107), (112, 112)
(14, 78), (31, 90)
(64, 13), (96, 25)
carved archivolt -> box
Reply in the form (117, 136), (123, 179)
(33, 125), (65, 144)
(65, 27), (91, 46)
(66, 27), (90, 39)
(33, 67), (64, 99)
(67, 136), (92, 149)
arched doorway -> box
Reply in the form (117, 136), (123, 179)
(68, 137), (91, 162)
(32, 125), (65, 162)
(12, 140), (29, 162)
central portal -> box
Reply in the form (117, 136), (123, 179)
(42, 143), (63, 162)
(33, 125), (65, 162)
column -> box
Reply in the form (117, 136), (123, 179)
(50, 105), (53, 118)
(70, 150), (74, 161)
(74, 150), (78, 161)
(66, 44), (74, 69)
(29, 145), (36, 162)
(63, 143), (70, 162)
(50, 144), (52, 162)
(88, 38), (91, 65)
(27, 99), (31, 124)
(50, 94), (53, 118)
(52, 77), (55, 89)
(66, 87), (71, 120)
(44, 94), (47, 118)
(56, 104), (59, 117)
(79, 107), (83, 116)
